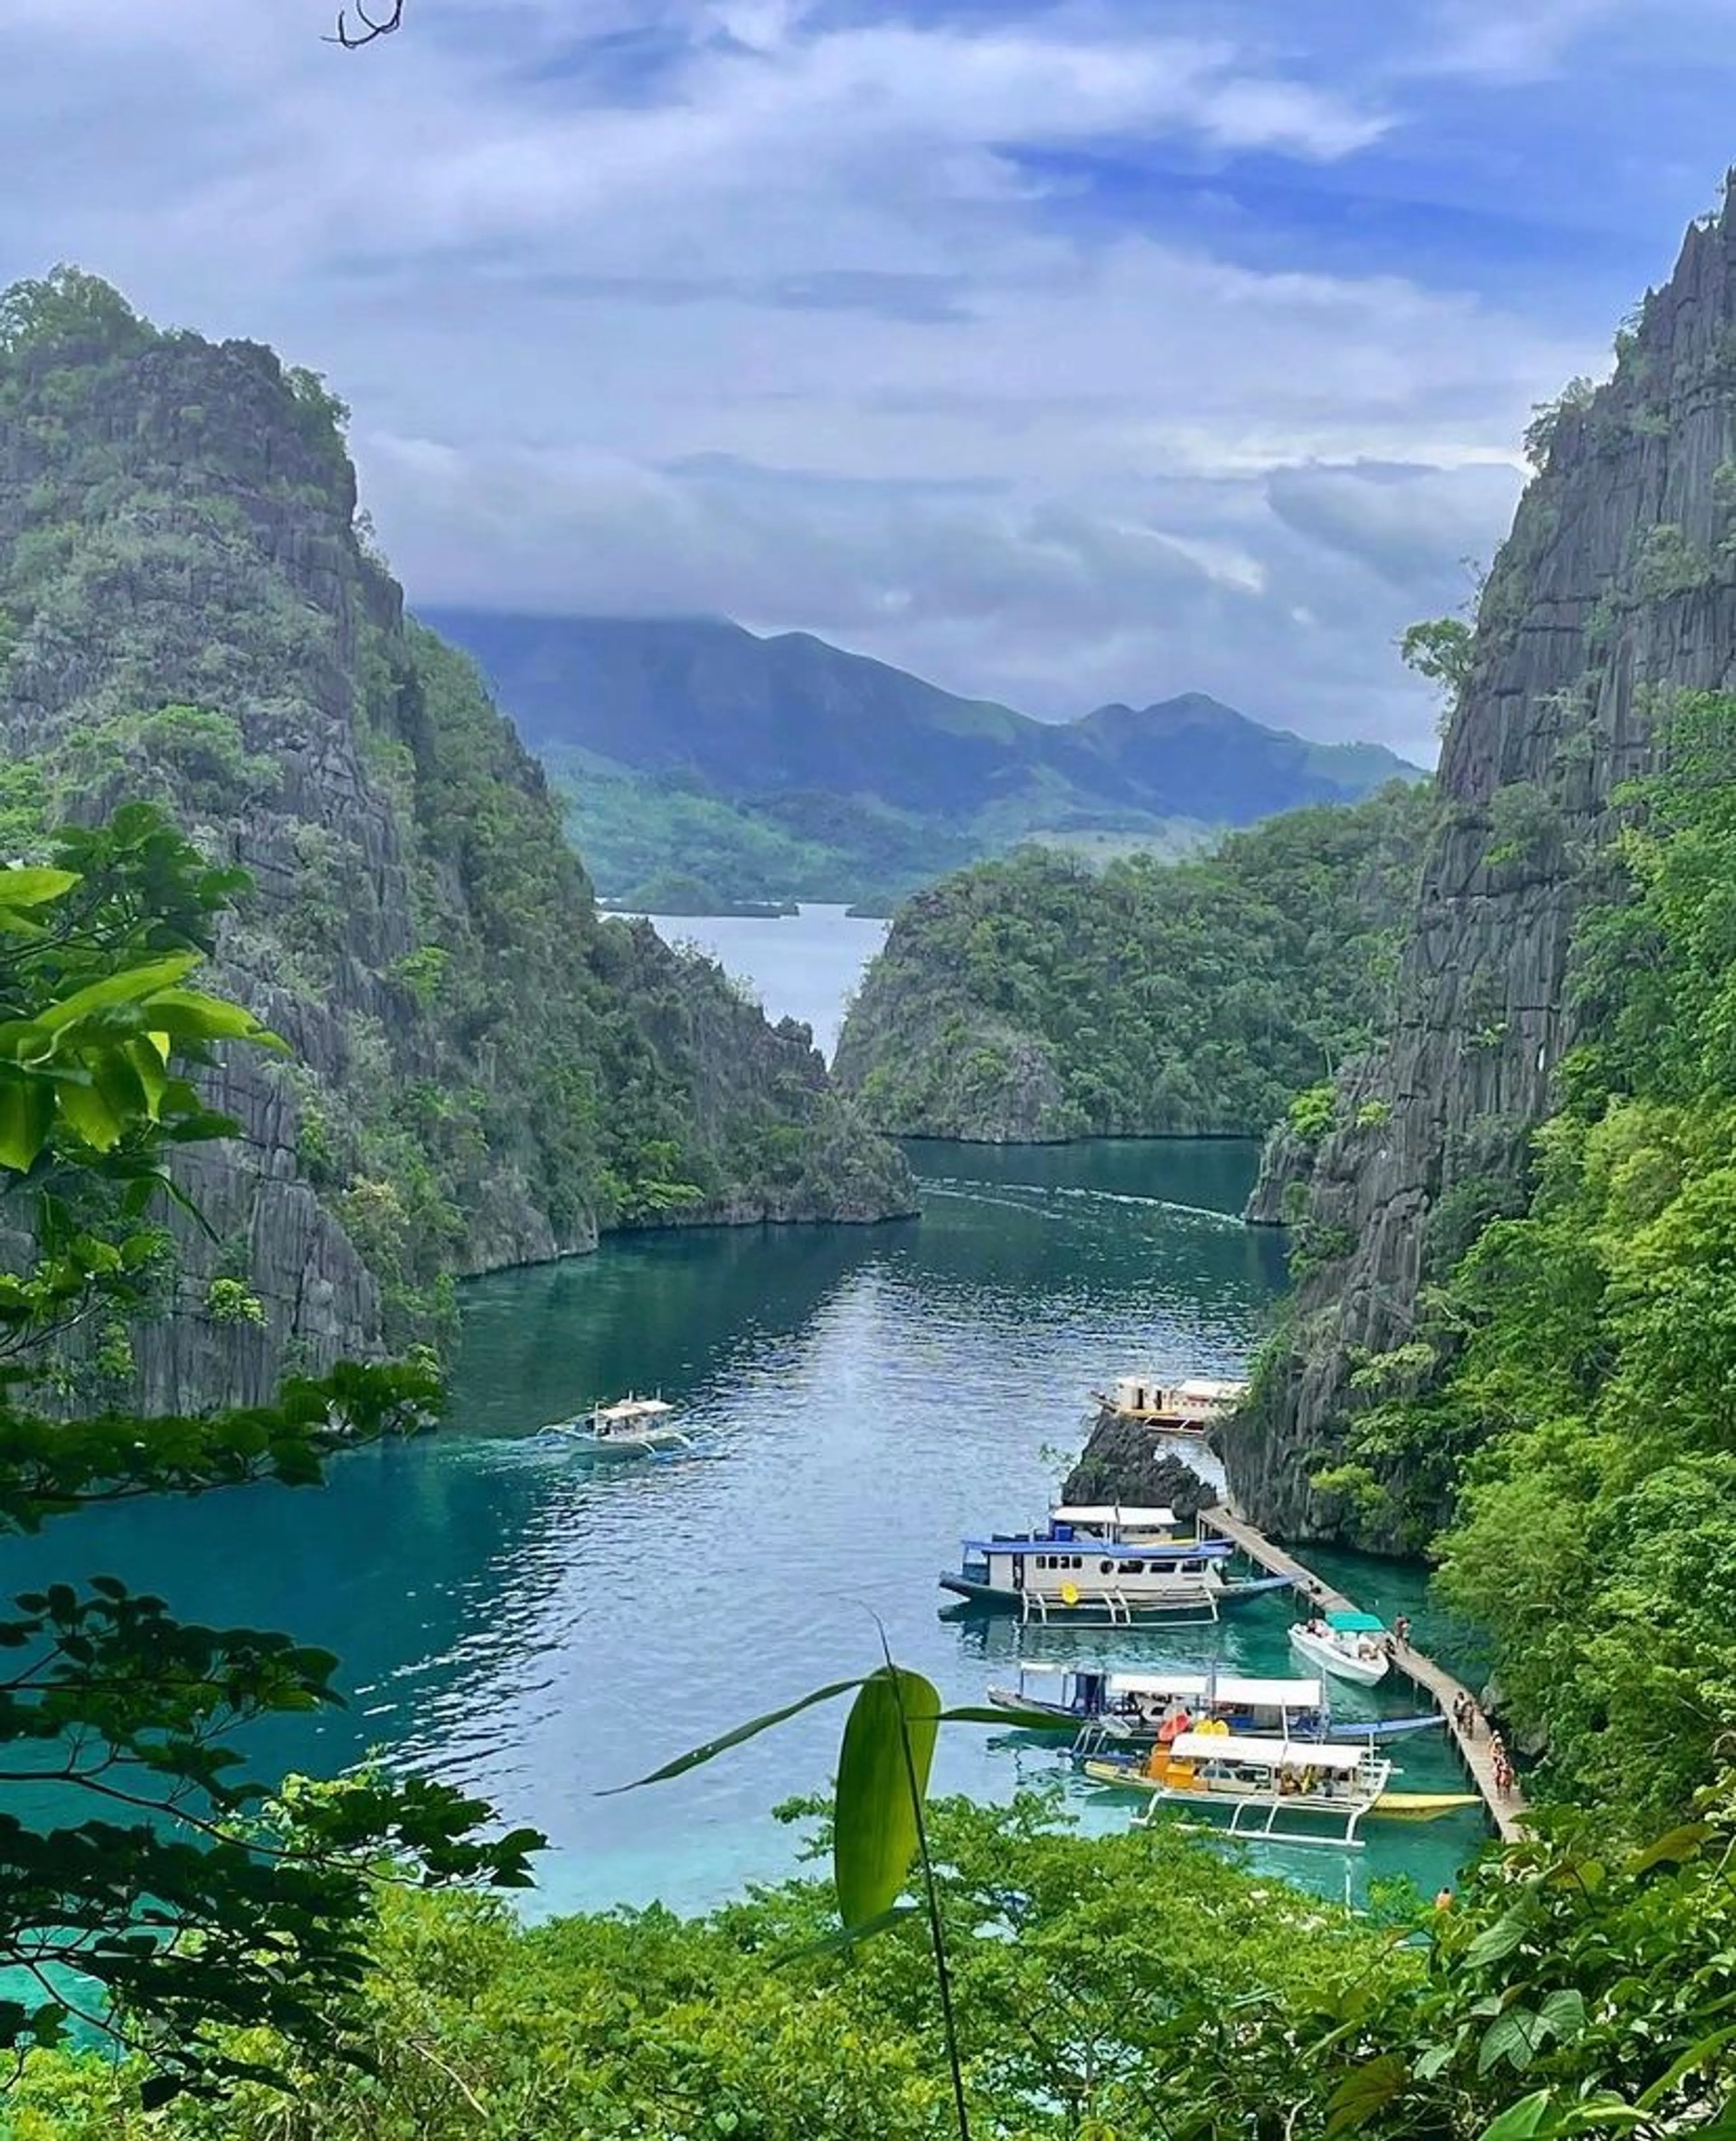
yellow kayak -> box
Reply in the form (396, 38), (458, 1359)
(1372, 1790), (1481, 1821)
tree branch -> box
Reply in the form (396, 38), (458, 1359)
(327, 0), (404, 47)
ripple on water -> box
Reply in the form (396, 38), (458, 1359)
(0, 1141), (1479, 1916)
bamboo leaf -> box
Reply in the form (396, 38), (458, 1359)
(599, 1677), (866, 1795)
(834, 1665), (939, 1932)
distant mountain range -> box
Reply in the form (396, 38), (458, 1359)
(423, 610), (1424, 911)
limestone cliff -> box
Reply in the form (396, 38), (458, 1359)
(1229, 190), (1736, 1542)
(0, 271), (914, 1409)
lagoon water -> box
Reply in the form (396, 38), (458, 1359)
(0, 912), (1494, 1924)
(4, 1141), (1490, 1920)
(641, 903), (888, 1059)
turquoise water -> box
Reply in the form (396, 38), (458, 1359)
(0, 1139), (1491, 1920)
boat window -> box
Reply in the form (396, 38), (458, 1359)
(1118, 1560), (1141, 1575)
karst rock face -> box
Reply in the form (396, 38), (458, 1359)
(0, 281), (913, 1410)
(1229, 193), (1736, 1544)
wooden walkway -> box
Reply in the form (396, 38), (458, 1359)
(1203, 1504), (1527, 1841)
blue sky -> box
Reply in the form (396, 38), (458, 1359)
(0, 0), (1730, 757)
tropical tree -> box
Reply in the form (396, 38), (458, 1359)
(0, 805), (539, 2106)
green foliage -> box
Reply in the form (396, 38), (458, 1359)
(1630, 521), (1713, 600)
(0, 271), (910, 1365)
(838, 781), (1434, 1139)
(1289, 1079), (1338, 1145)
(1320, 694), (1736, 1819)
(1401, 614), (1476, 734)
(0, 809), (541, 2101)
(36, 1784), (1736, 2141)
(1523, 376), (1598, 471)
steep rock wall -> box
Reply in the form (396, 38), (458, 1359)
(1228, 197), (1736, 1541)
(0, 277), (913, 1411)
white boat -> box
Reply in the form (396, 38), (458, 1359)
(940, 1504), (1290, 1625)
(989, 1663), (1327, 1744)
(1090, 1374), (1248, 1438)
(1289, 1610), (1391, 1686)
(1083, 1729), (1395, 1848)
(548, 1394), (691, 1458)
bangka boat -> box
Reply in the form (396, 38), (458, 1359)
(940, 1504), (1292, 1624)
(1082, 1735), (1477, 1843)
(986, 1662), (1444, 1746)
(546, 1394), (692, 1458)
(1289, 1610), (1392, 1686)
(1090, 1375), (1248, 1438)
(1083, 1729), (1396, 1847)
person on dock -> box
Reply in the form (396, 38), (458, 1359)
(1434, 1887), (1453, 1911)
(1394, 1613), (1411, 1648)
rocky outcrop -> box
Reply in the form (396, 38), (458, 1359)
(1228, 190), (1736, 1543)
(1061, 1429), (1211, 1519)
(1244, 1122), (1313, 1226)
(0, 272), (914, 1410)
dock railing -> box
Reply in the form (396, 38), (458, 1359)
(1199, 1504), (1526, 1841)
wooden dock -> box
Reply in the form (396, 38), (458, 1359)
(1203, 1504), (1527, 1841)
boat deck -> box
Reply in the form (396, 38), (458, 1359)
(1200, 1505), (1527, 1842)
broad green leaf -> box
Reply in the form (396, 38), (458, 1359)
(1537, 1988), (1585, 2041)
(834, 1665), (939, 1932)
(1466, 1911), (1531, 1968)
(0, 1071), (53, 1173)
(1479, 2009), (1538, 2076)
(34, 953), (203, 1034)
(138, 988), (281, 1047)
(54, 1074), (126, 1152)
(1476, 2087), (1554, 2141)
(600, 1677), (866, 1794)
(0, 865), (77, 909)
(1326, 2052), (1408, 2135)
(1628, 1822), (1711, 1873)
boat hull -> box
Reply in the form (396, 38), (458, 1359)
(1288, 1626), (1390, 1686)
(941, 1574), (1290, 1621)
(1082, 1762), (1468, 1824)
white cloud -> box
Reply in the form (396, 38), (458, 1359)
(0, 0), (1644, 758)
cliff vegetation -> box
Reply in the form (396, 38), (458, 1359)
(834, 780), (1433, 1140)
(0, 269), (912, 1402)
(1230, 184), (1736, 1555)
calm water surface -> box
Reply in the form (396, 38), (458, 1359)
(4, 1139), (1491, 1918)
(641, 903), (888, 1059)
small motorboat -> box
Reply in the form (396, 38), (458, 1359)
(1289, 1610), (1392, 1686)
(546, 1394), (692, 1458)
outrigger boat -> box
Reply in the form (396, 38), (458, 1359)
(546, 1394), (693, 1458)
(1090, 1375), (1248, 1438)
(1082, 1729), (1476, 1847)
(940, 1504), (1292, 1625)
(1290, 1610), (1392, 1686)
(985, 1662), (1444, 1746)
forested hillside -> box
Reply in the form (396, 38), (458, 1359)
(431, 609), (1420, 907)
(0, 270), (912, 1403)
(833, 780), (1434, 1140)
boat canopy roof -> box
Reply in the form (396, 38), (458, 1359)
(1104, 1670), (1211, 1700)
(1213, 1674), (1324, 1709)
(1173, 1378), (1245, 1402)
(1170, 1733), (1369, 1772)
(963, 1535), (1232, 1560)
(595, 1396), (674, 1420)
(1051, 1504), (1178, 1527)
(1326, 1611), (1385, 1633)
